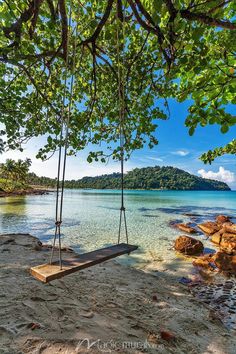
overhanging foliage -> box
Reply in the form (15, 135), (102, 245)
(0, 0), (235, 162)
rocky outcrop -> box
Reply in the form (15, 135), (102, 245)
(198, 222), (221, 235)
(223, 224), (236, 235)
(213, 252), (236, 275)
(211, 231), (223, 245)
(187, 215), (236, 276)
(216, 215), (230, 224)
(175, 236), (204, 255)
(220, 234), (236, 255)
(208, 217), (236, 255)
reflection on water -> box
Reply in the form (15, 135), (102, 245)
(0, 190), (235, 267)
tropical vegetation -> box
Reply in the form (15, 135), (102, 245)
(28, 166), (230, 191)
(0, 158), (32, 192)
(0, 1), (235, 164)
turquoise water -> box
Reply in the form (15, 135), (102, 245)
(0, 190), (235, 268)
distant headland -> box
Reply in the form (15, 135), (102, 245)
(28, 166), (230, 191)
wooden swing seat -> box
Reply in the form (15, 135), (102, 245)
(30, 243), (138, 283)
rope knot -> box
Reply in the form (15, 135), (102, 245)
(120, 206), (125, 211)
(55, 220), (62, 226)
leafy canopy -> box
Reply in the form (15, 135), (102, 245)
(0, 0), (235, 163)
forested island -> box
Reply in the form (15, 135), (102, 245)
(28, 166), (230, 191)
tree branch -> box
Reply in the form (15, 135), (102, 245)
(46, 0), (57, 20)
(81, 0), (115, 45)
(117, 0), (124, 22)
(29, 0), (44, 38)
(58, 0), (68, 60)
(0, 57), (60, 115)
(180, 9), (236, 29)
(135, 0), (164, 40)
(207, 0), (233, 14)
(3, 0), (44, 46)
(163, 0), (236, 30)
(128, 0), (172, 66)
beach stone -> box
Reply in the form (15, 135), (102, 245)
(160, 330), (175, 341)
(176, 223), (196, 234)
(193, 254), (214, 269)
(223, 224), (236, 235)
(211, 232), (223, 245)
(213, 252), (236, 275)
(174, 236), (204, 255)
(220, 234), (236, 255)
(33, 240), (43, 251)
(198, 222), (220, 235)
(216, 215), (230, 224)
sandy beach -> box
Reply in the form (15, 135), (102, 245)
(0, 233), (236, 354)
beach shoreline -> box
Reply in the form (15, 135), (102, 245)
(0, 188), (54, 198)
(0, 233), (235, 353)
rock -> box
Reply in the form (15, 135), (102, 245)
(221, 222), (233, 229)
(176, 223), (196, 234)
(211, 231), (223, 245)
(160, 330), (175, 341)
(193, 254), (215, 270)
(216, 215), (230, 224)
(211, 230), (236, 254)
(174, 236), (204, 255)
(223, 224), (236, 235)
(198, 222), (221, 235)
(213, 252), (236, 275)
(220, 233), (236, 255)
(81, 311), (94, 318)
(168, 219), (183, 228)
(33, 240), (42, 251)
(61, 247), (74, 252)
(27, 322), (41, 330)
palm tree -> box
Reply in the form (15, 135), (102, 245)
(0, 158), (32, 191)
(0, 159), (16, 191)
(14, 158), (32, 185)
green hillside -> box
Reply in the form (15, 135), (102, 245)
(28, 166), (230, 191)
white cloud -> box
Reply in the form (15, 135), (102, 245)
(198, 166), (235, 184)
(172, 150), (189, 157)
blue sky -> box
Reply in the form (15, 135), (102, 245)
(1, 99), (236, 188)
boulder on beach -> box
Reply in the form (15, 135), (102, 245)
(193, 254), (215, 270)
(220, 233), (236, 255)
(211, 231), (223, 245)
(174, 235), (204, 255)
(216, 215), (230, 224)
(198, 221), (221, 235)
(213, 251), (236, 275)
(223, 224), (236, 235)
(176, 223), (196, 234)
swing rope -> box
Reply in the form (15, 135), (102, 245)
(50, 2), (77, 269)
(50, 0), (129, 266)
(116, 1), (129, 245)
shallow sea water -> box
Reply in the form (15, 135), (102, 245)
(0, 189), (236, 269)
